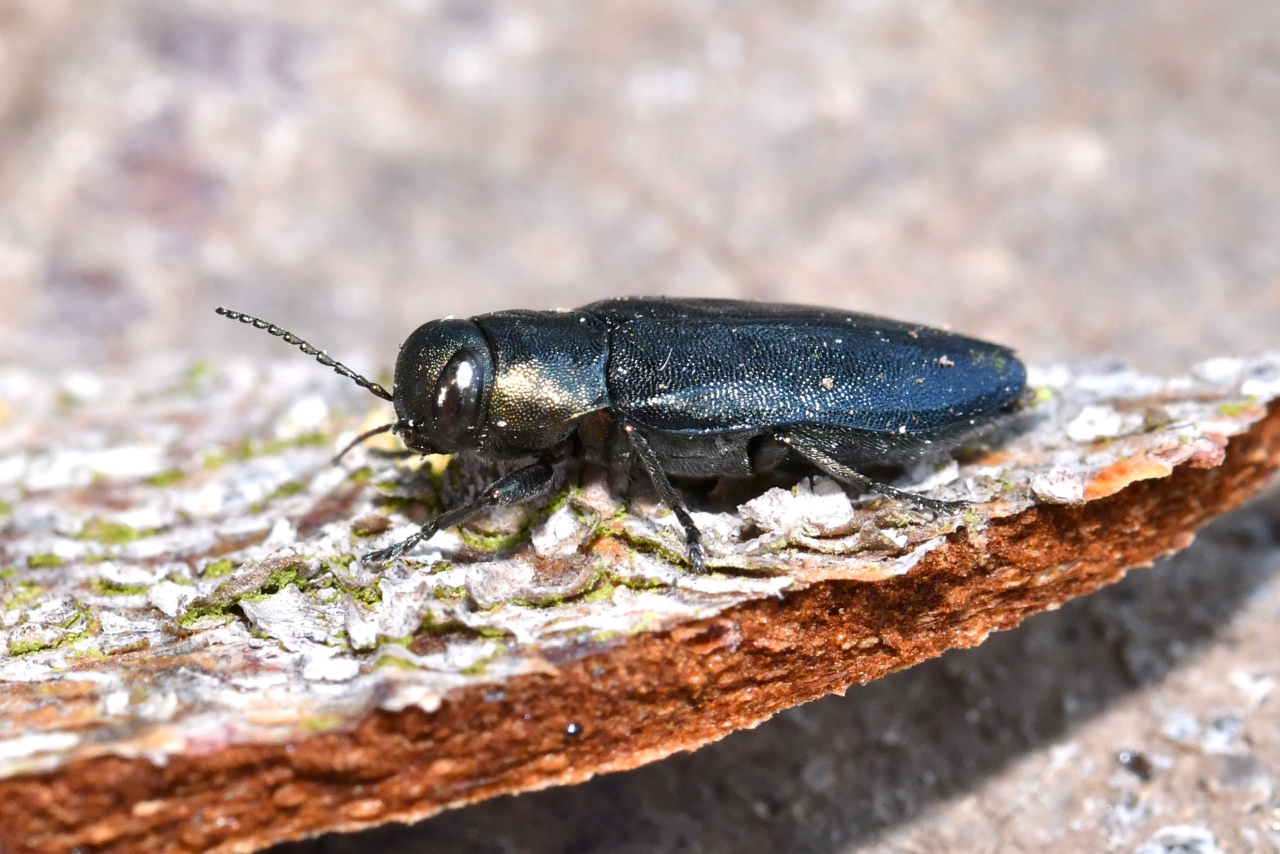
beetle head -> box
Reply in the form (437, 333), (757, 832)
(392, 318), (494, 454)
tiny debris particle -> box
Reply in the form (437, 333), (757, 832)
(821, 377), (834, 390)
(131, 800), (166, 818)
(351, 514), (391, 538)
(936, 355), (955, 367)
(1116, 749), (1155, 781)
(345, 799), (385, 819)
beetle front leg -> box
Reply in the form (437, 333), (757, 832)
(362, 460), (558, 564)
(778, 428), (968, 513)
(621, 420), (706, 572)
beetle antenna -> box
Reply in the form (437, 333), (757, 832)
(216, 307), (394, 402)
(331, 422), (399, 464)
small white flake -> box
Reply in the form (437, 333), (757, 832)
(1031, 470), (1085, 504)
(301, 649), (361, 682)
(740, 477), (855, 538)
(1158, 708), (1201, 744)
(1229, 670), (1276, 709)
(1192, 357), (1244, 384)
(147, 582), (197, 618)
(103, 691), (130, 716)
(261, 517), (296, 548)
(531, 503), (584, 559)
(275, 396), (328, 441)
(1067, 405), (1130, 442)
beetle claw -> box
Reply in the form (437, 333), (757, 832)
(360, 544), (402, 565)
(362, 535), (418, 565)
(687, 540), (707, 573)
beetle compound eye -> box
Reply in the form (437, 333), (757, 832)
(433, 349), (484, 445)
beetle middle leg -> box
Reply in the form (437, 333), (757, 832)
(363, 459), (558, 564)
(620, 420), (706, 573)
(776, 427), (967, 513)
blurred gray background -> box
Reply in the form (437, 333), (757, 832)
(2, 0), (1279, 372)
(1, 1), (1278, 851)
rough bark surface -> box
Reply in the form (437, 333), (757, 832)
(0, 354), (1277, 852)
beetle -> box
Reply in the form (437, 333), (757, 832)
(217, 298), (1026, 571)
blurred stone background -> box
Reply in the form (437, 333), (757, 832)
(0, 0), (1277, 851)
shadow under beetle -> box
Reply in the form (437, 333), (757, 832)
(217, 298), (1026, 571)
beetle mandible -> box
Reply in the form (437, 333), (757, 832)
(217, 298), (1026, 571)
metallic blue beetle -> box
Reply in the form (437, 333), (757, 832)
(218, 298), (1026, 571)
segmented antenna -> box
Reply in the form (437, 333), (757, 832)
(215, 307), (393, 401)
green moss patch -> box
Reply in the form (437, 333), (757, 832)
(203, 432), (331, 470)
(1218, 397), (1258, 416)
(249, 480), (308, 513)
(300, 715), (343, 732)
(345, 578), (382, 607)
(77, 518), (159, 545)
(179, 559), (309, 626)
(91, 578), (151, 596)
(179, 600), (237, 626)
(4, 580), (42, 610)
(7, 637), (51, 656)
(241, 564), (301, 603)
(7, 607), (99, 656)
(461, 647), (504, 676)
(143, 469), (186, 488)
(419, 610), (467, 636)
(202, 558), (236, 578)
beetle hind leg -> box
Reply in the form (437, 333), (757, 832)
(621, 420), (706, 572)
(778, 428), (967, 513)
(362, 460), (558, 565)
